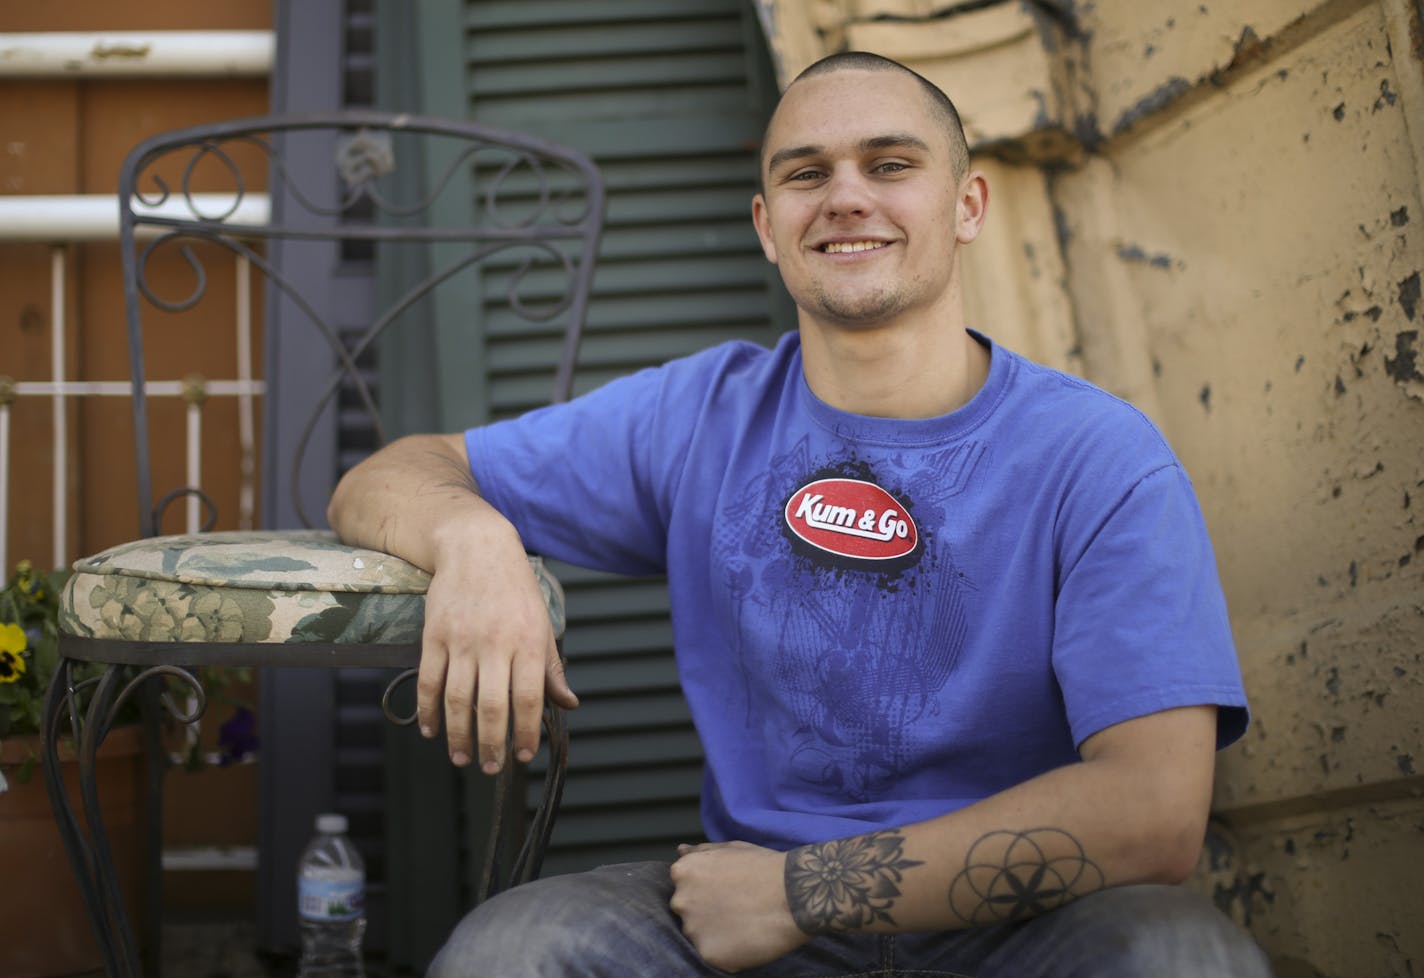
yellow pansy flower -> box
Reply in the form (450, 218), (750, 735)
(0, 622), (27, 683)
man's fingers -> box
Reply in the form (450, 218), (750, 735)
(417, 561), (566, 773)
(475, 655), (511, 774)
(415, 641), (448, 741)
(443, 658), (477, 767)
(510, 647), (545, 763)
(544, 639), (580, 709)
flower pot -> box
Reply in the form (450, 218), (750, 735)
(0, 724), (147, 978)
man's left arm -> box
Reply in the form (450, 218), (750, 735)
(669, 704), (1218, 972)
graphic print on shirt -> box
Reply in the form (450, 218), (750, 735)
(784, 477), (919, 566)
(714, 434), (987, 804)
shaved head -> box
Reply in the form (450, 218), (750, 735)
(762, 52), (971, 188)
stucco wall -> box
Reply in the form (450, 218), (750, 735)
(757, 1), (1424, 974)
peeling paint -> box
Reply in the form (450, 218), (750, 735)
(1072, 110), (1103, 151)
(1212, 872), (1274, 926)
(1199, 384), (1211, 411)
(1398, 272), (1421, 321)
(1116, 243), (1174, 268)
(1203, 822), (1236, 871)
(89, 42), (153, 61)
(1340, 305), (1383, 323)
(1385, 331), (1421, 382)
(1022, 241), (1039, 278)
(1372, 78), (1398, 112)
(1227, 24), (1273, 73)
(1392, 206), (1411, 227)
(1112, 76), (1192, 135)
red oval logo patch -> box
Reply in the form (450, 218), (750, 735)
(784, 478), (918, 560)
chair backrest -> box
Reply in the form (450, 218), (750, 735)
(117, 111), (605, 537)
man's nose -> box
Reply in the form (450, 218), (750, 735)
(823, 165), (873, 217)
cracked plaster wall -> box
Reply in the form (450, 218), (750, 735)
(760, 1), (1424, 974)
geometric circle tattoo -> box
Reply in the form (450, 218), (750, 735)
(947, 828), (1105, 925)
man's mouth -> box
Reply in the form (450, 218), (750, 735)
(820, 240), (890, 254)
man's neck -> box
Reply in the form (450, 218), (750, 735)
(798, 314), (989, 420)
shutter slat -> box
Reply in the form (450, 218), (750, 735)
(467, 20), (744, 64)
(554, 765), (704, 809)
(468, 0), (734, 30)
(472, 52), (748, 96)
(471, 89), (753, 127)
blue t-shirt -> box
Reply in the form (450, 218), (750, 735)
(466, 330), (1249, 849)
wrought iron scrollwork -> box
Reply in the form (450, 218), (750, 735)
(336, 128), (397, 186)
(122, 115), (603, 529)
(381, 668), (420, 726)
(129, 124), (596, 230)
(152, 486), (219, 533)
(41, 657), (210, 978)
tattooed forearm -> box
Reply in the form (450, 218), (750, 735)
(784, 830), (924, 934)
(947, 828), (1104, 925)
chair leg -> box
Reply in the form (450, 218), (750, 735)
(43, 660), (189, 978)
(42, 659), (125, 977)
(138, 677), (168, 978)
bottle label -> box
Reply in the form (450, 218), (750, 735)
(299, 876), (364, 921)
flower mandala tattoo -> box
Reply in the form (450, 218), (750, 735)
(785, 830), (924, 933)
(947, 828), (1105, 925)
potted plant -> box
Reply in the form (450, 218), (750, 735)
(0, 559), (75, 787)
(0, 560), (155, 978)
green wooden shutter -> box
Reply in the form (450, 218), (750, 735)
(462, 0), (786, 875)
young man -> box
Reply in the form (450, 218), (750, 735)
(328, 53), (1271, 977)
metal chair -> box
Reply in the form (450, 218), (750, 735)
(41, 112), (605, 978)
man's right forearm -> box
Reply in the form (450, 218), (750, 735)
(327, 432), (517, 572)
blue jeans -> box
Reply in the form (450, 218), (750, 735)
(426, 861), (1274, 977)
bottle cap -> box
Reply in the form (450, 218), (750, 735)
(316, 813), (348, 835)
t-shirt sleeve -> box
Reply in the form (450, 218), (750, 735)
(463, 365), (677, 576)
(1051, 463), (1250, 750)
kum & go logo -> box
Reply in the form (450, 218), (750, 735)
(783, 478), (918, 561)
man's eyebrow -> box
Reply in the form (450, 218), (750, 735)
(861, 133), (931, 154)
(765, 133), (933, 176)
(766, 144), (823, 175)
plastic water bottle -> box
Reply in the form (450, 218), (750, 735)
(297, 812), (366, 978)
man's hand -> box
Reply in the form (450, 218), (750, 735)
(669, 841), (809, 972)
(327, 432), (579, 772)
(416, 538), (579, 772)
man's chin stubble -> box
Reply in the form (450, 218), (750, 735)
(807, 286), (908, 328)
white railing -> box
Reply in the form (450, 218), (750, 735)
(0, 202), (269, 571)
(0, 31), (273, 78)
(1, 28), (276, 572)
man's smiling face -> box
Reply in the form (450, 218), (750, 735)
(753, 68), (965, 332)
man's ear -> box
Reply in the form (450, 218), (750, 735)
(752, 193), (778, 264)
(954, 171), (989, 245)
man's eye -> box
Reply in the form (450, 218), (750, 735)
(789, 169), (824, 182)
(876, 161), (909, 174)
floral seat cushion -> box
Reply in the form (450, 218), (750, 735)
(59, 530), (564, 646)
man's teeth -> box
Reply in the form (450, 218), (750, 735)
(823, 241), (887, 254)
